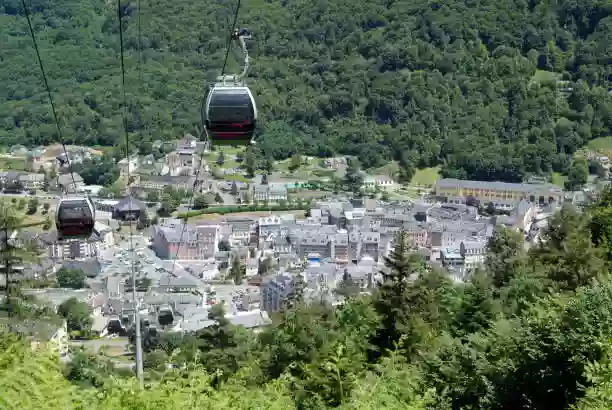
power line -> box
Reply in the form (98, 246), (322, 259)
(116, 0), (144, 388)
(21, 0), (79, 195)
(169, 0), (242, 276)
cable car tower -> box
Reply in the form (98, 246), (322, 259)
(202, 28), (258, 147)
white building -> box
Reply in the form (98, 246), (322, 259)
(44, 235), (99, 260)
(362, 175), (396, 190)
(118, 155), (139, 177)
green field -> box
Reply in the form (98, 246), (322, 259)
(370, 161), (399, 178)
(410, 167), (441, 187)
(0, 156), (27, 171)
(551, 172), (567, 188)
(587, 137), (612, 156)
(221, 173), (249, 183)
(0, 198), (48, 228)
(531, 69), (561, 84)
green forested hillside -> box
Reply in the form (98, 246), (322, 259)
(1, 0), (612, 181)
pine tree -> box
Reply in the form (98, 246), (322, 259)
(0, 205), (38, 318)
(369, 232), (420, 360)
(216, 150), (225, 166)
(245, 147), (255, 178)
(228, 255), (246, 285)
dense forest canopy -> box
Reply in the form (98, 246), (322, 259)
(1, 0), (612, 180)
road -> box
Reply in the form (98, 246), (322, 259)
(0, 192), (59, 201)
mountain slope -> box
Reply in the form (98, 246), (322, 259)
(1, 0), (612, 180)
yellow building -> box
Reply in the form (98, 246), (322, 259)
(435, 178), (563, 205)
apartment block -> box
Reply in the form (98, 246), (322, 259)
(435, 178), (563, 205)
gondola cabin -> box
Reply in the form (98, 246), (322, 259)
(56, 197), (95, 240)
(203, 85), (257, 146)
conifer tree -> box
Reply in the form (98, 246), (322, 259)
(369, 232), (415, 359)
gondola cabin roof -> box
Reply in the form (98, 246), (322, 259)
(208, 86), (253, 105)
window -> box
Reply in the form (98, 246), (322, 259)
(209, 105), (253, 123)
(59, 201), (90, 219)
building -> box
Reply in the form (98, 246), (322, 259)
(253, 185), (288, 202)
(117, 156), (139, 177)
(41, 232), (101, 261)
(175, 134), (198, 150)
(362, 175), (396, 190)
(226, 216), (256, 246)
(323, 157), (347, 169)
(112, 195), (147, 221)
(435, 178), (563, 205)
(152, 224), (220, 260)
(132, 174), (210, 194)
(261, 273), (295, 313)
(165, 150), (202, 176)
(18, 173), (45, 190)
(94, 221), (115, 247)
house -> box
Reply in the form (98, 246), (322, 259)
(157, 275), (200, 293)
(152, 224), (220, 260)
(362, 175), (396, 190)
(57, 173), (85, 193)
(175, 134), (198, 150)
(55, 150), (91, 170)
(117, 156), (139, 177)
(323, 157), (347, 169)
(40, 231), (100, 261)
(112, 195), (147, 221)
(132, 174), (210, 194)
(253, 185), (288, 202)
(165, 150), (202, 176)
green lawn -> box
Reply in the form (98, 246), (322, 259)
(222, 173), (249, 183)
(370, 161), (399, 178)
(531, 69), (561, 84)
(551, 172), (567, 187)
(410, 167), (441, 187)
(0, 156), (27, 171)
(587, 137), (612, 156)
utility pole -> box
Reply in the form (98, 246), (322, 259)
(131, 242), (144, 388)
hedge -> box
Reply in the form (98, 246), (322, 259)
(176, 203), (309, 218)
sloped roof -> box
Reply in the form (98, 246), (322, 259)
(62, 258), (101, 278)
(114, 195), (146, 212)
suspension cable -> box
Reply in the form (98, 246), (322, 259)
(221, 0), (242, 77)
(137, 0), (143, 85)
(169, 0), (242, 276)
(116, 0), (144, 388)
(21, 0), (79, 195)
